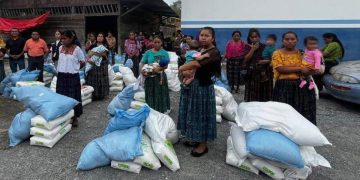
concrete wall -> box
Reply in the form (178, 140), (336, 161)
(181, 0), (360, 60)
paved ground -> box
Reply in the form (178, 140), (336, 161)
(0, 87), (359, 180)
(0, 60), (359, 180)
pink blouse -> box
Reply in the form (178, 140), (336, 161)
(225, 40), (247, 59)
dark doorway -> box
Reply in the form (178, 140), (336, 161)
(85, 16), (118, 46)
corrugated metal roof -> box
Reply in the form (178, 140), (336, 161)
(121, 0), (179, 17)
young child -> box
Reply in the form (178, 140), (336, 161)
(85, 45), (108, 74)
(300, 36), (322, 90)
(262, 34), (277, 60)
(0, 48), (6, 82)
(259, 34), (277, 82)
(182, 40), (210, 85)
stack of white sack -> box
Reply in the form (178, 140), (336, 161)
(111, 109), (181, 174)
(214, 85), (237, 122)
(50, 76), (86, 92)
(215, 96), (223, 123)
(43, 63), (57, 85)
(30, 110), (73, 148)
(16, 81), (45, 87)
(110, 72), (124, 92)
(9, 86), (78, 148)
(81, 85), (94, 106)
(106, 85), (179, 173)
(226, 101), (332, 180)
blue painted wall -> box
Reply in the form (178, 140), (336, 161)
(182, 28), (360, 61)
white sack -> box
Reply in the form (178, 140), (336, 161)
(113, 72), (123, 80)
(82, 93), (92, 102)
(130, 101), (147, 110)
(108, 64), (115, 85)
(16, 81), (45, 87)
(216, 105), (223, 114)
(111, 161), (142, 174)
(110, 86), (123, 92)
(31, 110), (74, 130)
(82, 99), (92, 106)
(50, 76), (57, 91)
(119, 66), (137, 86)
(236, 101), (331, 146)
(30, 124), (72, 148)
(134, 91), (146, 103)
(151, 139), (180, 172)
(81, 85), (94, 97)
(216, 114), (222, 123)
(250, 158), (285, 180)
(111, 80), (124, 87)
(134, 134), (161, 170)
(144, 109), (176, 142)
(300, 146), (331, 168)
(214, 85), (237, 121)
(216, 96), (223, 105)
(164, 69), (181, 92)
(284, 166), (312, 180)
(230, 125), (247, 158)
(226, 137), (258, 175)
(30, 119), (71, 139)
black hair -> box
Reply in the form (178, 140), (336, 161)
(304, 36), (318, 46)
(97, 32), (108, 45)
(61, 30), (77, 44)
(232, 30), (241, 37)
(282, 31), (298, 40)
(267, 34), (277, 41)
(247, 28), (261, 44)
(200, 26), (217, 46)
(55, 30), (62, 34)
(323, 33), (345, 58)
(153, 35), (163, 42)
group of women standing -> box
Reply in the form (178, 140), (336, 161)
(54, 27), (344, 157)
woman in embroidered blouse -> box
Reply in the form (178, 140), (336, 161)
(224, 30), (247, 93)
(272, 31), (317, 125)
(140, 36), (171, 113)
(56, 30), (86, 127)
(125, 31), (142, 77)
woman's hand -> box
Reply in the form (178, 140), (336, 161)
(87, 60), (95, 66)
(141, 70), (148, 77)
(250, 43), (259, 51)
(153, 66), (162, 73)
(88, 51), (94, 57)
(300, 67), (312, 76)
(257, 60), (270, 65)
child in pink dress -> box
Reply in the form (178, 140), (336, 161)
(300, 36), (323, 90)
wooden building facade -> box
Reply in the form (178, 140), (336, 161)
(0, 0), (178, 52)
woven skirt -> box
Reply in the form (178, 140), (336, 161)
(0, 61), (5, 82)
(56, 72), (83, 117)
(144, 72), (170, 113)
(273, 79), (317, 125)
(178, 79), (217, 142)
(86, 62), (109, 100)
(244, 65), (273, 102)
(226, 57), (244, 87)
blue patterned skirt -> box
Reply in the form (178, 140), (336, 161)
(178, 79), (217, 142)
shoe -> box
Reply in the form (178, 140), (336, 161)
(183, 141), (199, 147)
(72, 118), (78, 128)
(308, 82), (315, 90)
(191, 147), (208, 157)
(299, 80), (307, 88)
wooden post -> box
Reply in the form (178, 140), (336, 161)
(117, 2), (121, 54)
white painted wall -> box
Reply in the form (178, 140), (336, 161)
(182, 0), (360, 21)
(181, 0), (360, 28)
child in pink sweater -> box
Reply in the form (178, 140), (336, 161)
(300, 36), (323, 90)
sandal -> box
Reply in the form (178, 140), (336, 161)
(191, 147), (208, 157)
